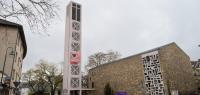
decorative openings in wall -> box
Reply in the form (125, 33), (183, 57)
(71, 42), (80, 51)
(142, 51), (165, 95)
(72, 32), (80, 41)
(72, 22), (80, 31)
(71, 78), (79, 88)
(71, 64), (80, 75)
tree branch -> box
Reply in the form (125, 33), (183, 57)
(0, 0), (58, 34)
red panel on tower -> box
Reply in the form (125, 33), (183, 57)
(70, 51), (80, 64)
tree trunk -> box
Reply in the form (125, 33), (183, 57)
(51, 87), (56, 95)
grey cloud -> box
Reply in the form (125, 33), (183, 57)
(23, 0), (200, 72)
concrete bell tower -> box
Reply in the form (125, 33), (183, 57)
(63, 1), (82, 95)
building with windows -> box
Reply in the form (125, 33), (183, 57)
(191, 59), (200, 68)
(88, 42), (197, 95)
(0, 19), (27, 95)
(191, 59), (200, 92)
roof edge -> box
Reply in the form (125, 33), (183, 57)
(0, 19), (27, 59)
(89, 42), (178, 71)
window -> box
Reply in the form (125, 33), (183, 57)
(18, 40), (20, 47)
(72, 7), (76, 20)
(16, 34), (19, 45)
(72, 3), (76, 7)
(77, 4), (80, 8)
(21, 63), (23, 70)
(71, 3), (81, 22)
(92, 82), (94, 88)
(77, 8), (80, 21)
(15, 73), (17, 80)
(20, 42), (23, 52)
(18, 57), (20, 66)
(92, 72), (95, 76)
(15, 52), (18, 62)
(12, 69), (15, 80)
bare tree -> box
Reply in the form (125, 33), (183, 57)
(36, 60), (62, 95)
(88, 52), (106, 67)
(23, 68), (49, 95)
(81, 72), (88, 88)
(0, 0), (58, 34)
(105, 50), (121, 63)
(22, 60), (62, 95)
(85, 50), (121, 70)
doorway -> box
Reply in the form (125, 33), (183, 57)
(70, 90), (80, 95)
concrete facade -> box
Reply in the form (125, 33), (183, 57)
(63, 1), (82, 95)
(88, 43), (196, 95)
(0, 19), (27, 95)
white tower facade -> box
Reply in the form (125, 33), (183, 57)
(63, 1), (82, 95)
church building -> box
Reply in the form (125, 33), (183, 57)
(88, 42), (196, 95)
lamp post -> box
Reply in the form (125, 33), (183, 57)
(0, 47), (15, 95)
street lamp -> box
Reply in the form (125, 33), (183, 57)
(0, 47), (15, 95)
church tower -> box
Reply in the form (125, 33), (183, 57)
(63, 1), (82, 95)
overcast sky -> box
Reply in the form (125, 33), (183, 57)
(22, 0), (200, 72)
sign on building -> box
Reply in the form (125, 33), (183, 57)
(116, 92), (127, 95)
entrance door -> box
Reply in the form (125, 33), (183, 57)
(70, 90), (80, 95)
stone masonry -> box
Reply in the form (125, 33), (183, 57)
(88, 42), (197, 95)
